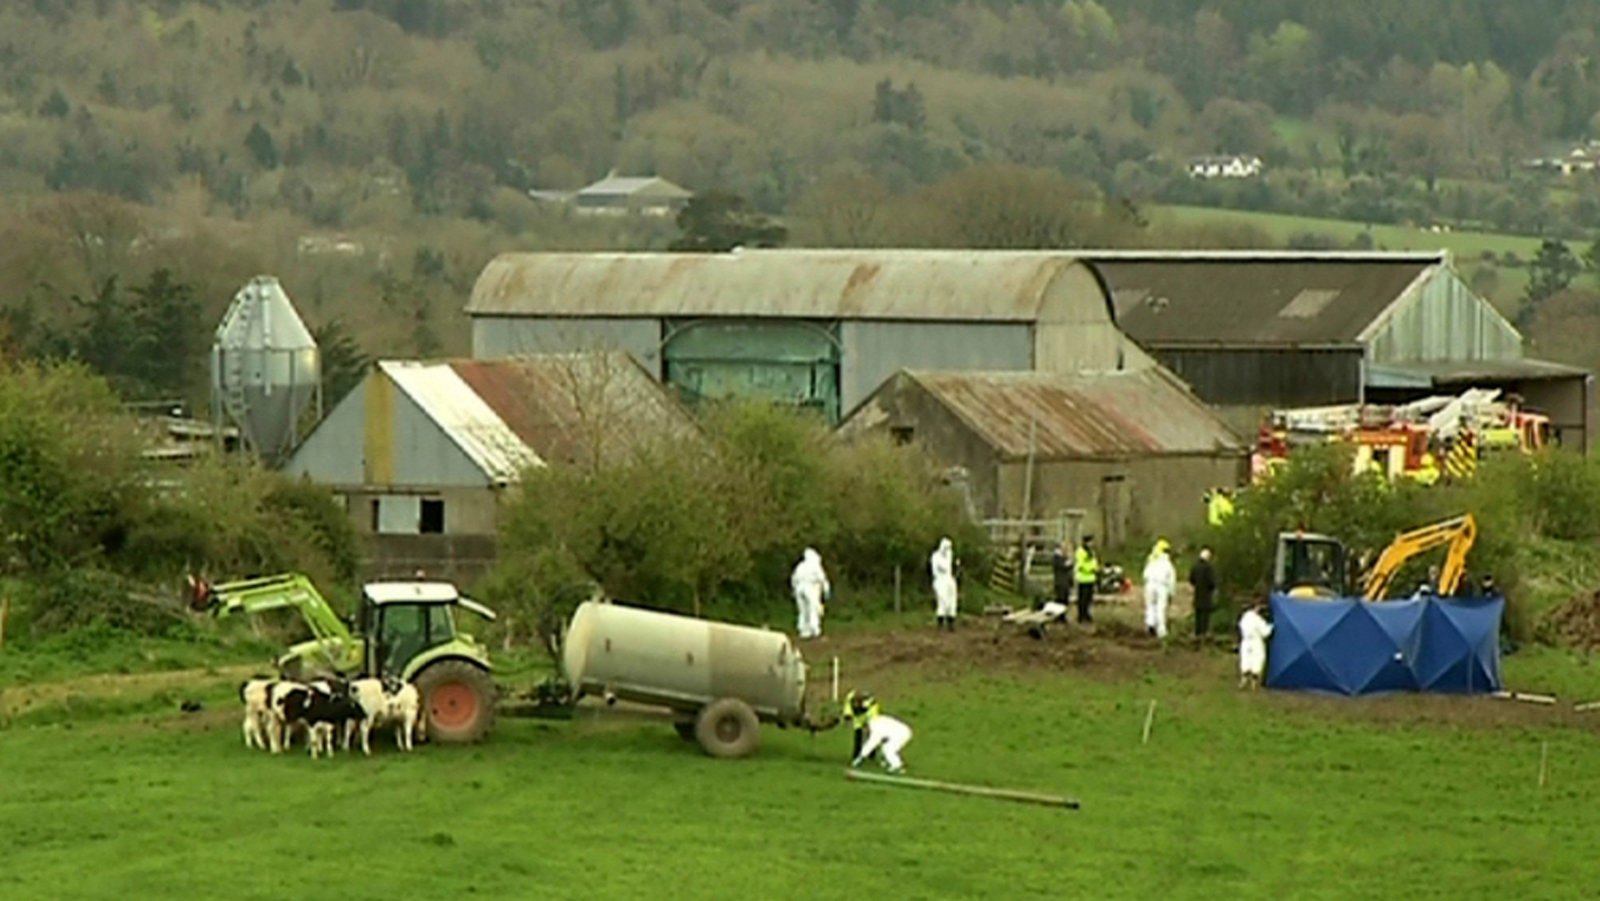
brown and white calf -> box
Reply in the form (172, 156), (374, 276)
(347, 677), (423, 755)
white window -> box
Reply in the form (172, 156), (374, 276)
(376, 495), (421, 535)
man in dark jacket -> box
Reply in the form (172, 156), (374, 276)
(1049, 541), (1072, 611)
(1189, 547), (1217, 637)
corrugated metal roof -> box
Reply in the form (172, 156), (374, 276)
(1374, 357), (1590, 384)
(466, 250), (1092, 320)
(449, 351), (699, 466)
(380, 361), (544, 483)
(904, 368), (1245, 460)
(1093, 253), (1444, 346)
(381, 352), (699, 481)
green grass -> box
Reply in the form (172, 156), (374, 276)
(4, 632), (1599, 899)
(1154, 204), (1571, 260)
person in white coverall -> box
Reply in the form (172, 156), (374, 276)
(1238, 604), (1274, 690)
(791, 548), (830, 640)
(930, 537), (959, 632)
(1142, 538), (1177, 639)
(848, 694), (913, 775)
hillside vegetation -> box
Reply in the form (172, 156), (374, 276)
(4, 2), (1600, 399)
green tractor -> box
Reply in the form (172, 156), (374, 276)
(188, 573), (498, 744)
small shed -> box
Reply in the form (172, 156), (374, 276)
(284, 351), (698, 580)
(837, 368), (1248, 545)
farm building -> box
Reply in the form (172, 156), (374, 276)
(465, 249), (1159, 423)
(575, 174), (693, 216)
(836, 368), (1248, 544)
(1091, 250), (1595, 450)
(283, 351), (698, 580)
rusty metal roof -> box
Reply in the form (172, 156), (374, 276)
(448, 351), (698, 467)
(1092, 252), (1446, 346)
(381, 352), (697, 481)
(903, 368), (1246, 460)
(466, 250), (1094, 320)
(380, 361), (544, 482)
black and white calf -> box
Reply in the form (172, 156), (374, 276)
(268, 679), (365, 758)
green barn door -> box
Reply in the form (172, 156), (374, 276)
(662, 320), (841, 421)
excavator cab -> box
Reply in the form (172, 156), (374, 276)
(1272, 532), (1351, 598)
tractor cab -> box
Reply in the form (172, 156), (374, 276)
(1273, 531), (1350, 599)
(358, 581), (497, 680)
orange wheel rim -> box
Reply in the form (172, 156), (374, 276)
(431, 683), (477, 729)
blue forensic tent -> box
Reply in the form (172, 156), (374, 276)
(1265, 593), (1503, 696)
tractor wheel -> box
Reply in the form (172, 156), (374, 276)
(694, 697), (761, 759)
(415, 661), (496, 744)
(674, 719), (697, 741)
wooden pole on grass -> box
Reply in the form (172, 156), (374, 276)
(1141, 700), (1157, 745)
(1538, 741), (1550, 789)
(831, 656), (840, 703)
(894, 565), (902, 614)
(845, 768), (1079, 809)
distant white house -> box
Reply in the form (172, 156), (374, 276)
(1188, 155), (1263, 179)
(1522, 141), (1600, 176)
(527, 172), (693, 217)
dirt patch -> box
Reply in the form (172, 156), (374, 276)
(806, 612), (1594, 734)
(1540, 589), (1600, 652)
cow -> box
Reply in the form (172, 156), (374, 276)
(347, 677), (423, 755)
(239, 677), (276, 750)
(269, 679), (364, 758)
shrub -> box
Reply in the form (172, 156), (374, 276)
(485, 401), (980, 627)
(1205, 444), (1598, 643)
(0, 361), (359, 637)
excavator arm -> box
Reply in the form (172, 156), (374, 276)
(187, 573), (357, 670)
(1359, 514), (1477, 600)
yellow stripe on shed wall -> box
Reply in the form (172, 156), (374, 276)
(364, 371), (394, 484)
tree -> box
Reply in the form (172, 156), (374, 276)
(894, 164), (1138, 249)
(790, 173), (892, 246)
(669, 191), (787, 252)
(312, 319), (371, 407)
(1520, 238), (1582, 326)
(245, 122), (279, 169)
(125, 268), (203, 398)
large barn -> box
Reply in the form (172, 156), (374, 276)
(1090, 250), (1595, 450)
(283, 351), (698, 581)
(464, 250), (1160, 423)
(838, 368), (1247, 543)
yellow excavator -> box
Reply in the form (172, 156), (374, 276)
(1272, 513), (1477, 600)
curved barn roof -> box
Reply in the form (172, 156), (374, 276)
(466, 250), (1108, 321)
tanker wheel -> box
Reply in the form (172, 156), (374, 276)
(694, 697), (761, 759)
(674, 719), (697, 741)
(415, 661), (496, 744)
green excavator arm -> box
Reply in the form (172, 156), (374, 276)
(188, 572), (359, 674)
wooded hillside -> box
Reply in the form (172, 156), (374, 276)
(4, 0), (1600, 402)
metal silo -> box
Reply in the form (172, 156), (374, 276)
(210, 276), (321, 466)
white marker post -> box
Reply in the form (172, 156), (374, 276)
(831, 657), (840, 702)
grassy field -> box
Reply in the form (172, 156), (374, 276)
(4, 615), (1600, 900)
(1153, 204), (1567, 261)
